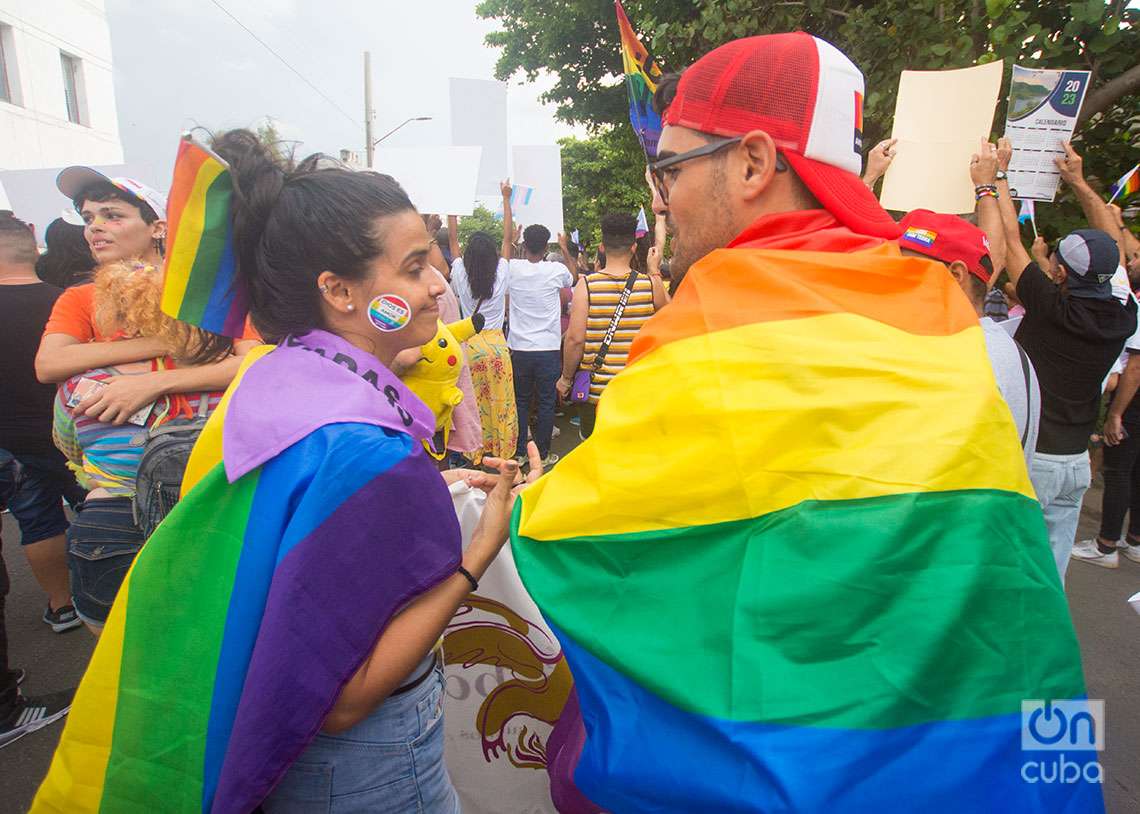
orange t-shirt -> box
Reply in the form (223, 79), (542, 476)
(42, 283), (260, 343)
(43, 284), (106, 342)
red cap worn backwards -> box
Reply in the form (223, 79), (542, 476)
(898, 209), (992, 284)
(663, 32), (901, 240)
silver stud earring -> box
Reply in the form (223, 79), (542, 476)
(319, 284), (329, 293)
(346, 303), (355, 312)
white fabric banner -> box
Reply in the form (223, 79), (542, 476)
(443, 483), (566, 814)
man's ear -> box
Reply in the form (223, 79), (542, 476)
(737, 130), (780, 202)
(947, 260), (970, 285)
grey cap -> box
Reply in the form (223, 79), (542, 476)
(1056, 229), (1119, 300)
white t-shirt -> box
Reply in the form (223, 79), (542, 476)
(981, 316), (1040, 469)
(450, 257), (509, 332)
(506, 259), (573, 351)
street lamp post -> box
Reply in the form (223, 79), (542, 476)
(373, 116), (433, 148)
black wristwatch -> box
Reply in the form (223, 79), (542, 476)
(995, 170), (1008, 182)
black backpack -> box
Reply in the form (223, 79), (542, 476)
(132, 395), (211, 538)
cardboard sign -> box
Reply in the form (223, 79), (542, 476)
(880, 61), (1004, 214)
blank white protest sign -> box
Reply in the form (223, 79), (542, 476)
(372, 146), (482, 216)
(510, 145), (564, 234)
(450, 78), (509, 197)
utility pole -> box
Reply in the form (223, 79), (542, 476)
(364, 51), (375, 169)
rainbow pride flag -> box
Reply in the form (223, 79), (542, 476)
(512, 236), (1100, 811)
(1108, 163), (1139, 203)
(160, 136), (249, 338)
(615, 0), (662, 158)
(33, 330), (460, 813)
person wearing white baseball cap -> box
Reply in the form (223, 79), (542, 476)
(34, 166), (257, 426)
(55, 167), (168, 267)
(516, 33), (1094, 814)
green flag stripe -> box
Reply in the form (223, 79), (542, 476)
(512, 489), (1084, 730)
(177, 172), (234, 325)
(103, 464), (257, 811)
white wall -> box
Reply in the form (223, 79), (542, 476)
(0, 0), (123, 170)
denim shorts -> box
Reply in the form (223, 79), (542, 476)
(0, 448), (86, 545)
(263, 666), (459, 814)
(67, 497), (144, 627)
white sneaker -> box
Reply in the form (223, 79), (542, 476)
(1121, 541), (1140, 564)
(1071, 539), (1119, 569)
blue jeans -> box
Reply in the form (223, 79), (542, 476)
(1029, 451), (1092, 584)
(511, 349), (560, 458)
(67, 497), (145, 628)
(0, 448), (85, 546)
(263, 666), (459, 814)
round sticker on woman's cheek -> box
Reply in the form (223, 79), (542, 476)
(367, 294), (412, 332)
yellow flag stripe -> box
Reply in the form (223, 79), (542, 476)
(518, 312), (1032, 541)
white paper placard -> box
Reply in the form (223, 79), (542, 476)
(510, 145), (564, 234)
(0, 179), (11, 211)
(1004, 65), (1091, 202)
(372, 146), (482, 216)
(450, 79), (509, 198)
(880, 61), (1004, 214)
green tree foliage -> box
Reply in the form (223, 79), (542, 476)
(477, 0), (1139, 240)
(560, 126), (652, 247)
(455, 204), (505, 252)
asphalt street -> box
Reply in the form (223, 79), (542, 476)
(1, 421), (1137, 812)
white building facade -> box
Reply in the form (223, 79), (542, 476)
(0, 0), (123, 170)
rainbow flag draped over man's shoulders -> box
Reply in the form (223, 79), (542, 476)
(33, 330), (461, 814)
(511, 220), (1101, 813)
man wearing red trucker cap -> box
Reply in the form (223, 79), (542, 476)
(511, 33), (1096, 814)
(899, 209), (1040, 467)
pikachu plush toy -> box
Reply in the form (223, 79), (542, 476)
(402, 313), (485, 459)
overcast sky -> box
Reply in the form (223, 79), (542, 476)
(107, 0), (580, 185)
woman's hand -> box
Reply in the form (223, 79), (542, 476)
(463, 444), (543, 577)
(556, 375), (573, 400)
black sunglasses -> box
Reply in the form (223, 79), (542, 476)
(649, 137), (788, 204)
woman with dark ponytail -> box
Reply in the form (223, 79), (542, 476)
(34, 130), (538, 814)
(446, 179), (518, 462)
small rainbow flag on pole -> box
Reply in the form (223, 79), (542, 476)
(1018, 198), (1038, 237)
(615, 0), (663, 159)
(1108, 163), (1139, 204)
(160, 136), (249, 338)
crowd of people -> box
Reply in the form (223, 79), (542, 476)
(0, 28), (1136, 813)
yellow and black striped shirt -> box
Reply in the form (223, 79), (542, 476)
(581, 270), (656, 403)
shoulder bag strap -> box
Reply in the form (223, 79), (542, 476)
(592, 269), (640, 373)
(1014, 340), (1033, 448)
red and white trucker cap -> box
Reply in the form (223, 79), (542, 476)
(662, 32), (901, 240)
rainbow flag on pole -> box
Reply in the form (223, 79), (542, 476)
(615, 1), (662, 158)
(33, 331), (459, 813)
(512, 239), (1099, 812)
(160, 136), (249, 338)
(1108, 163), (1139, 203)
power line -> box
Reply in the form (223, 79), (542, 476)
(205, 0), (359, 129)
